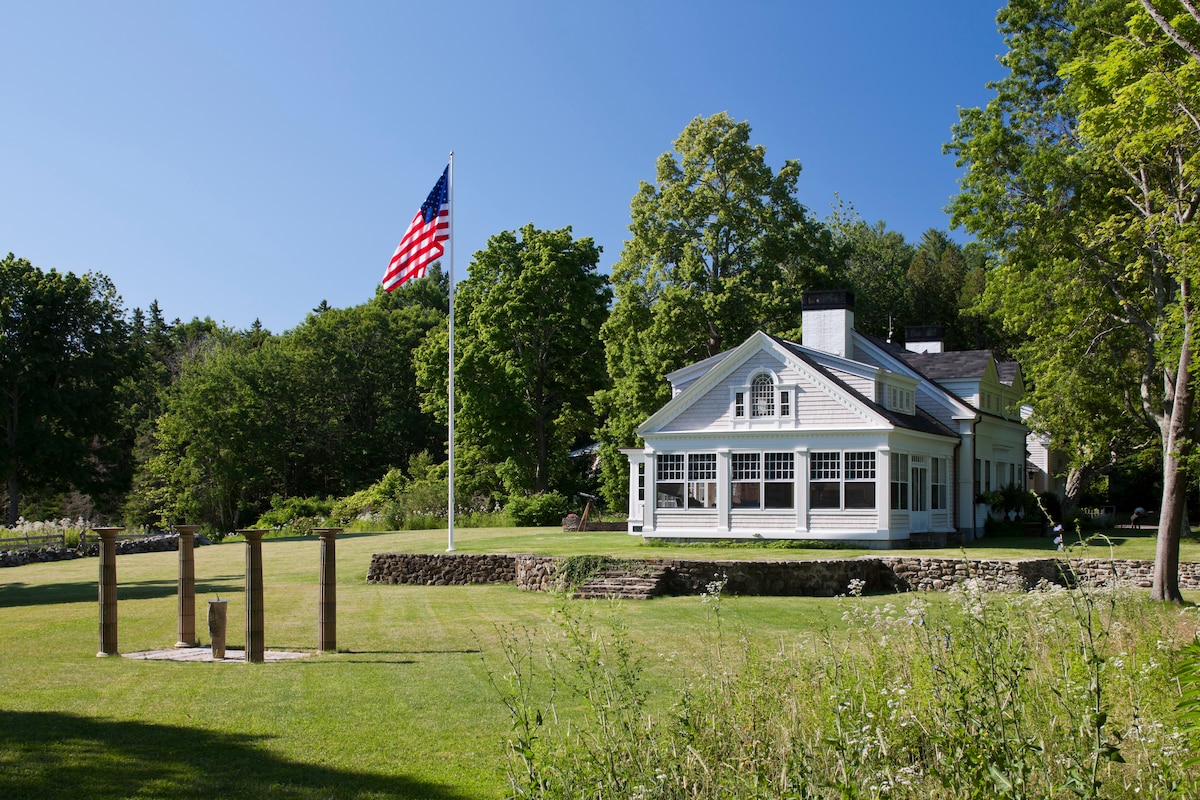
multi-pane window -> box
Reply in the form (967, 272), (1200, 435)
(637, 462), (645, 502)
(845, 452), (877, 509)
(890, 453), (909, 510)
(810, 452), (840, 508)
(751, 374), (775, 417)
(812, 451), (876, 509)
(732, 452), (795, 509)
(931, 457), (948, 510)
(764, 452), (795, 508)
(656, 454), (685, 508)
(733, 374), (794, 422)
(657, 453), (718, 509)
(687, 453), (717, 509)
(885, 385), (914, 414)
(731, 453), (761, 508)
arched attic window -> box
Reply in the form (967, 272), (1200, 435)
(751, 373), (775, 417)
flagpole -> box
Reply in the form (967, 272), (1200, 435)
(446, 151), (456, 553)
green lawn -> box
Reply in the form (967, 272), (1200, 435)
(1, 526), (1197, 799)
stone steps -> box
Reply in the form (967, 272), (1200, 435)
(573, 566), (669, 600)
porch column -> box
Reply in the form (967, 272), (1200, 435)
(957, 425), (977, 541)
(174, 525), (200, 647)
(645, 451), (657, 535)
(795, 449), (809, 535)
(877, 446), (891, 537)
(315, 528), (341, 653)
(716, 449), (730, 535)
(240, 529), (267, 663)
(95, 527), (124, 657)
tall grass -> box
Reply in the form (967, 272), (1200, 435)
(494, 577), (1200, 798)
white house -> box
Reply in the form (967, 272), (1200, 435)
(620, 290), (1028, 547)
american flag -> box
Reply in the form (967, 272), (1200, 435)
(382, 166), (450, 292)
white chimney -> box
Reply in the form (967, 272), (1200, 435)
(904, 325), (945, 354)
(801, 290), (855, 358)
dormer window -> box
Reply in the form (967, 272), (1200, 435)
(884, 384), (915, 415)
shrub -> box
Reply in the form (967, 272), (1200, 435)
(253, 495), (333, 534)
(330, 468), (407, 522)
(505, 492), (571, 526)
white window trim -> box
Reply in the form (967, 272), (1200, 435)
(810, 450), (878, 511)
(730, 450), (796, 511)
(730, 370), (797, 429)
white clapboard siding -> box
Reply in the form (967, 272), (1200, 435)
(823, 367), (875, 399)
(798, 389), (868, 428)
(889, 511), (911, 533)
(729, 511), (797, 530)
(663, 350), (868, 432)
(809, 511), (879, 532)
(654, 512), (719, 530)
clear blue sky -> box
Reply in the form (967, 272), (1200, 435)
(1, 1), (1007, 334)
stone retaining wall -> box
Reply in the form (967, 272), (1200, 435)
(656, 558), (885, 597)
(366, 551), (1200, 596)
(1, 533), (209, 569)
(366, 552), (519, 585)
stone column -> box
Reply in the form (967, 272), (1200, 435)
(174, 525), (201, 647)
(315, 528), (341, 653)
(94, 527), (124, 657)
(239, 529), (267, 663)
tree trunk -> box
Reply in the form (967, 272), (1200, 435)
(1153, 284), (1193, 603)
(6, 473), (17, 527)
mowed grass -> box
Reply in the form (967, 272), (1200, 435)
(1, 525), (1197, 799)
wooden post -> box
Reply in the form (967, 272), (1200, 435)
(239, 529), (267, 663)
(315, 528), (341, 653)
(174, 525), (201, 647)
(94, 527), (124, 657)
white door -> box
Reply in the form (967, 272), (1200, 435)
(910, 461), (929, 532)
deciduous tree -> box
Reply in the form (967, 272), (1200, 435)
(417, 227), (611, 499)
(949, 0), (1200, 601)
(0, 254), (133, 525)
(594, 113), (837, 505)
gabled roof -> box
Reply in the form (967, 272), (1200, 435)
(851, 334), (979, 422)
(640, 332), (884, 436)
(639, 331), (957, 441)
(773, 336), (958, 440)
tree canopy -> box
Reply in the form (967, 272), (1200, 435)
(0, 254), (134, 525)
(417, 226), (611, 500)
(593, 112), (838, 505)
(949, 0), (1200, 601)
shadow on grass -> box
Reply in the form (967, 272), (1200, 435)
(242, 648), (482, 666)
(0, 710), (472, 800)
(0, 576), (243, 608)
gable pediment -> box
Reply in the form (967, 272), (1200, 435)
(638, 332), (889, 437)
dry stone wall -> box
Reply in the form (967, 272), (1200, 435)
(1, 532), (209, 568)
(366, 551), (1200, 596)
(366, 552), (519, 585)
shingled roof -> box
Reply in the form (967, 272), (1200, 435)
(898, 349), (996, 381)
(996, 362), (1020, 386)
(773, 337), (958, 440)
